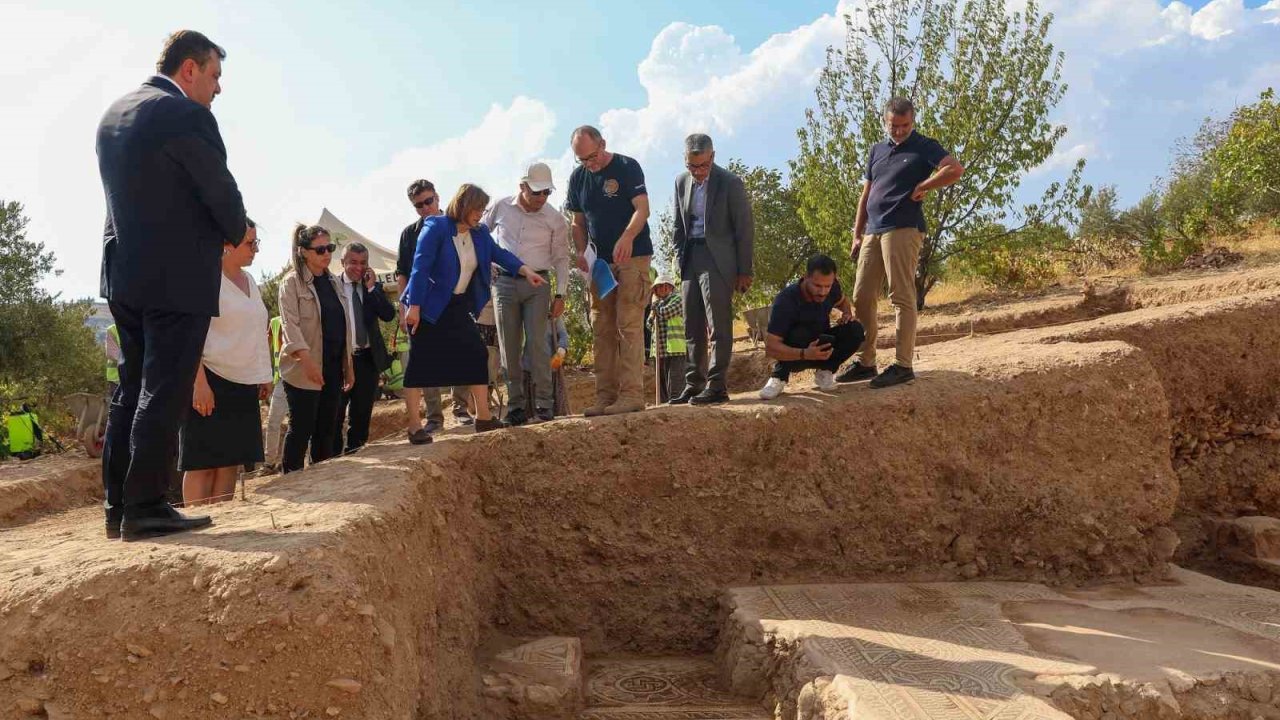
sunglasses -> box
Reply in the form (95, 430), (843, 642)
(308, 244), (337, 255)
(412, 196), (439, 209)
(528, 189), (552, 197)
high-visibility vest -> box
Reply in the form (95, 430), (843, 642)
(7, 412), (38, 454)
(382, 325), (407, 391)
(269, 316), (283, 383)
(105, 324), (120, 383)
(652, 303), (686, 358)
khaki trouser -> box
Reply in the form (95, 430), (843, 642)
(590, 256), (652, 406)
(853, 227), (924, 368)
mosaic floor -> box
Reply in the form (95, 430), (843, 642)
(724, 568), (1280, 720)
(580, 657), (769, 720)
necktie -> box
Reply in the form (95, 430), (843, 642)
(352, 284), (368, 348)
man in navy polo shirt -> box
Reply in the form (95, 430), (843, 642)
(838, 97), (964, 389)
(566, 125), (653, 416)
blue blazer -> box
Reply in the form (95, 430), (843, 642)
(403, 215), (524, 324)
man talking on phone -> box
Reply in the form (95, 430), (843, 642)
(334, 242), (396, 453)
(758, 254), (864, 400)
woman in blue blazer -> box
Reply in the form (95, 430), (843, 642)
(403, 183), (546, 433)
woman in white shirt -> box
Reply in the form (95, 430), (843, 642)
(180, 220), (274, 505)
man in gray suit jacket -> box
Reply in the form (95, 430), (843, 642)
(670, 134), (754, 405)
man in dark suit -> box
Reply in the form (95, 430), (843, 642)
(334, 243), (397, 453)
(670, 133), (755, 405)
(97, 30), (246, 540)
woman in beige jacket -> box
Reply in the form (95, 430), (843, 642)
(277, 224), (354, 473)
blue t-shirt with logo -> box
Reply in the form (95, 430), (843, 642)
(565, 153), (653, 261)
(864, 131), (950, 235)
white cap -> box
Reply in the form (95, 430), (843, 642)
(521, 162), (555, 192)
(654, 273), (677, 288)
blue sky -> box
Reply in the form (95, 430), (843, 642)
(2, 0), (1279, 300)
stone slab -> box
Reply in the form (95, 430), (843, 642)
(719, 568), (1280, 719)
(492, 636), (583, 691)
(1216, 516), (1280, 559)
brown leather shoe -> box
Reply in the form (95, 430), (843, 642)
(603, 399), (645, 415)
(474, 418), (505, 433)
(583, 398), (617, 417)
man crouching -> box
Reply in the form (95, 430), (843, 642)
(759, 255), (865, 400)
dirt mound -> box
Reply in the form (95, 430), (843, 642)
(1183, 246), (1245, 270)
(0, 452), (100, 528)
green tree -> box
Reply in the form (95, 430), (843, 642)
(0, 200), (103, 436)
(1213, 87), (1280, 218)
(792, 0), (1087, 307)
(723, 160), (817, 310)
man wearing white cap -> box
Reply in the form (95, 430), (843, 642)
(482, 162), (572, 424)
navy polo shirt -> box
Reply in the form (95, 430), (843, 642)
(864, 131), (950, 235)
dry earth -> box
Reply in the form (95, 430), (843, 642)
(3, 261), (1280, 718)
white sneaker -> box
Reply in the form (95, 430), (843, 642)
(759, 377), (786, 400)
(815, 370), (837, 391)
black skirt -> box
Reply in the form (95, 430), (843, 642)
(404, 294), (489, 388)
(180, 369), (265, 471)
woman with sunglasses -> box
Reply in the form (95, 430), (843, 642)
(179, 219), (274, 504)
(277, 224), (354, 472)
(403, 183), (545, 433)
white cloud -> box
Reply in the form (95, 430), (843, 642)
(1188, 0), (1247, 40)
(311, 97), (558, 254)
(1261, 0), (1280, 24)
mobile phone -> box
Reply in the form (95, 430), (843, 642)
(817, 333), (836, 347)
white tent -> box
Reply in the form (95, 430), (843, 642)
(316, 208), (400, 286)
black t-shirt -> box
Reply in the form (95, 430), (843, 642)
(767, 279), (843, 337)
(565, 153), (653, 261)
(313, 272), (346, 381)
(395, 217), (425, 280)
(864, 131), (950, 234)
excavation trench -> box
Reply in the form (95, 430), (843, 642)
(2, 278), (1280, 718)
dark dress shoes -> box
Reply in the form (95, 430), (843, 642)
(835, 363), (878, 383)
(121, 505), (212, 542)
(668, 388), (700, 405)
(408, 428), (434, 445)
(689, 389), (730, 406)
(106, 517), (122, 540)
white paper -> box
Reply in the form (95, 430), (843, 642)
(583, 243), (598, 270)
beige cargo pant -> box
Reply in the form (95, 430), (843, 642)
(853, 227), (924, 369)
(590, 256), (652, 406)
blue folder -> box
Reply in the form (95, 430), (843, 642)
(592, 258), (617, 299)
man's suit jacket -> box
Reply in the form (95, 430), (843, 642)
(672, 163), (754, 286)
(97, 77), (246, 317)
(357, 281), (397, 372)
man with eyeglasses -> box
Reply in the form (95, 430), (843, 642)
(482, 162), (571, 425)
(395, 179), (469, 442)
(669, 133), (754, 406)
(566, 125), (652, 416)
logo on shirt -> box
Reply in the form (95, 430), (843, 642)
(603, 179), (619, 198)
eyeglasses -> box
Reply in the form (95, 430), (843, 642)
(575, 149), (601, 166)
(249, 239), (261, 250)
(308, 244), (337, 255)
(412, 196), (438, 209)
(686, 160), (713, 171)
(528, 189), (552, 197)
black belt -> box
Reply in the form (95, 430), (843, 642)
(354, 347), (372, 356)
(498, 268), (551, 279)
(688, 237), (707, 244)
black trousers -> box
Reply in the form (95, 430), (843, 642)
(282, 376), (343, 474)
(103, 300), (210, 517)
(335, 350), (379, 453)
(771, 321), (864, 380)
